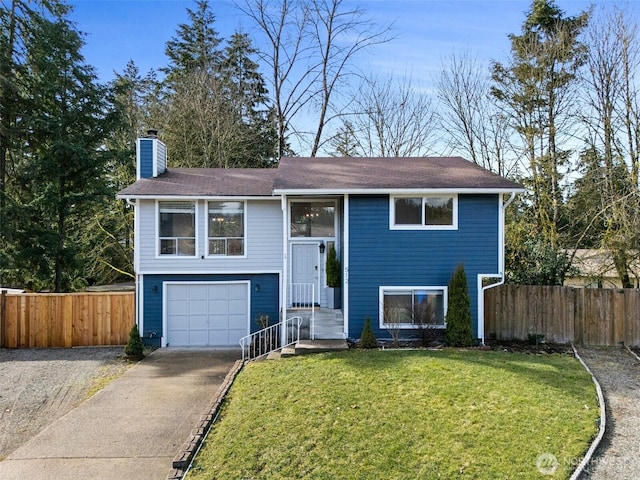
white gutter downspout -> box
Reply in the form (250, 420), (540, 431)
(478, 192), (516, 346)
(124, 197), (144, 340)
(281, 194), (288, 345)
(343, 194), (349, 339)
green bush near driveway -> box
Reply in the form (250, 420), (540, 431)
(186, 350), (599, 480)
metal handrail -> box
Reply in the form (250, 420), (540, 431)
(287, 283), (315, 339)
(239, 316), (303, 361)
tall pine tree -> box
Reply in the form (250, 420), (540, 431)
(160, 1), (276, 168)
(6, 7), (114, 291)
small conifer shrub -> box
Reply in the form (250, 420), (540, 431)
(445, 264), (474, 347)
(124, 323), (144, 359)
(359, 316), (378, 349)
(326, 244), (341, 287)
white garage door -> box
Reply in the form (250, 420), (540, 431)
(166, 282), (249, 347)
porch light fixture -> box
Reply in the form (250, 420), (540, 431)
(319, 242), (326, 254)
(152, 285), (158, 293)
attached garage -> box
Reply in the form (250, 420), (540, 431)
(165, 282), (249, 347)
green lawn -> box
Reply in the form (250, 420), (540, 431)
(186, 350), (599, 480)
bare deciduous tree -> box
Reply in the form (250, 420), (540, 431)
(437, 51), (515, 176)
(241, 0), (391, 157)
(338, 75), (439, 157)
(578, 6), (640, 287)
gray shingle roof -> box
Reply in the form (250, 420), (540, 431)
(117, 157), (523, 198)
(118, 168), (277, 197)
(273, 157), (523, 191)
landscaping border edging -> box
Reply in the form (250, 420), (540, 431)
(570, 345), (607, 480)
(625, 345), (640, 362)
(167, 359), (245, 480)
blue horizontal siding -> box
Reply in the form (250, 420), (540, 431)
(139, 138), (153, 179)
(141, 273), (279, 346)
(348, 194), (499, 341)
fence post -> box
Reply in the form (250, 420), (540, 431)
(0, 291), (5, 347)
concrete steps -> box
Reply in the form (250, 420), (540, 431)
(266, 339), (349, 360)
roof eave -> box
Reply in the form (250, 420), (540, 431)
(272, 187), (526, 195)
(116, 194), (281, 201)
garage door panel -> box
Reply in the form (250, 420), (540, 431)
(167, 330), (188, 346)
(189, 299), (208, 315)
(189, 314), (208, 330)
(188, 330), (209, 346)
(228, 299), (247, 314)
(167, 300), (188, 315)
(227, 328), (246, 344)
(208, 299), (229, 313)
(167, 285), (188, 300)
(166, 283), (249, 347)
(207, 284), (228, 296)
(228, 313), (247, 327)
(208, 313), (229, 327)
(227, 284), (247, 299)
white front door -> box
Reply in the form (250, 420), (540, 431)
(291, 243), (320, 306)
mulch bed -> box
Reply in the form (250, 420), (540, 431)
(349, 338), (574, 355)
(483, 339), (574, 355)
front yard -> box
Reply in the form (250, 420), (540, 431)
(187, 350), (599, 479)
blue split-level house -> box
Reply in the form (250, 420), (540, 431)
(117, 132), (523, 349)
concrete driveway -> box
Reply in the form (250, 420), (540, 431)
(0, 349), (240, 480)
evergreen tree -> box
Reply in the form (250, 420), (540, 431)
(491, 0), (589, 249)
(445, 265), (473, 347)
(6, 8), (114, 291)
(82, 61), (157, 286)
(162, 0), (222, 84)
(124, 323), (144, 358)
(0, 0), (67, 287)
(160, 1), (276, 168)
(359, 317), (378, 349)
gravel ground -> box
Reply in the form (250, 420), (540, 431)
(576, 346), (640, 480)
(0, 347), (130, 460)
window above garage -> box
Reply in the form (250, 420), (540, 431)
(158, 201), (196, 256)
(207, 201), (246, 257)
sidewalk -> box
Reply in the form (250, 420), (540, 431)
(0, 349), (240, 480)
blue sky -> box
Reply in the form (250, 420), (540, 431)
(67, 0), (613, 85)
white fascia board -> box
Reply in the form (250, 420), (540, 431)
(273, 188), (525, 196)
(116, 195), (280, 201)
(135, 269), (283, 275)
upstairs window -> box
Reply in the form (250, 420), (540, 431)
(391, 195), (457, 230)
(159, 201), (196, 256)
(380, 287), (447, 329)
(290, 201), (335, 238)
(208, 201), (245, 256)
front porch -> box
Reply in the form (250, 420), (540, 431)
(288, 307), (345, 340)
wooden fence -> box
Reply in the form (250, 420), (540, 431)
(485, 284), (640, 347)
(0, 292), (135, 348)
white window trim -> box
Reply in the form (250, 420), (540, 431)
(389, 194), (458, 230)
(205, 200), (248, 259)
(288, 198), (338, 240)
(378, 286), (448, 329)
(156, 200), (198, 258)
